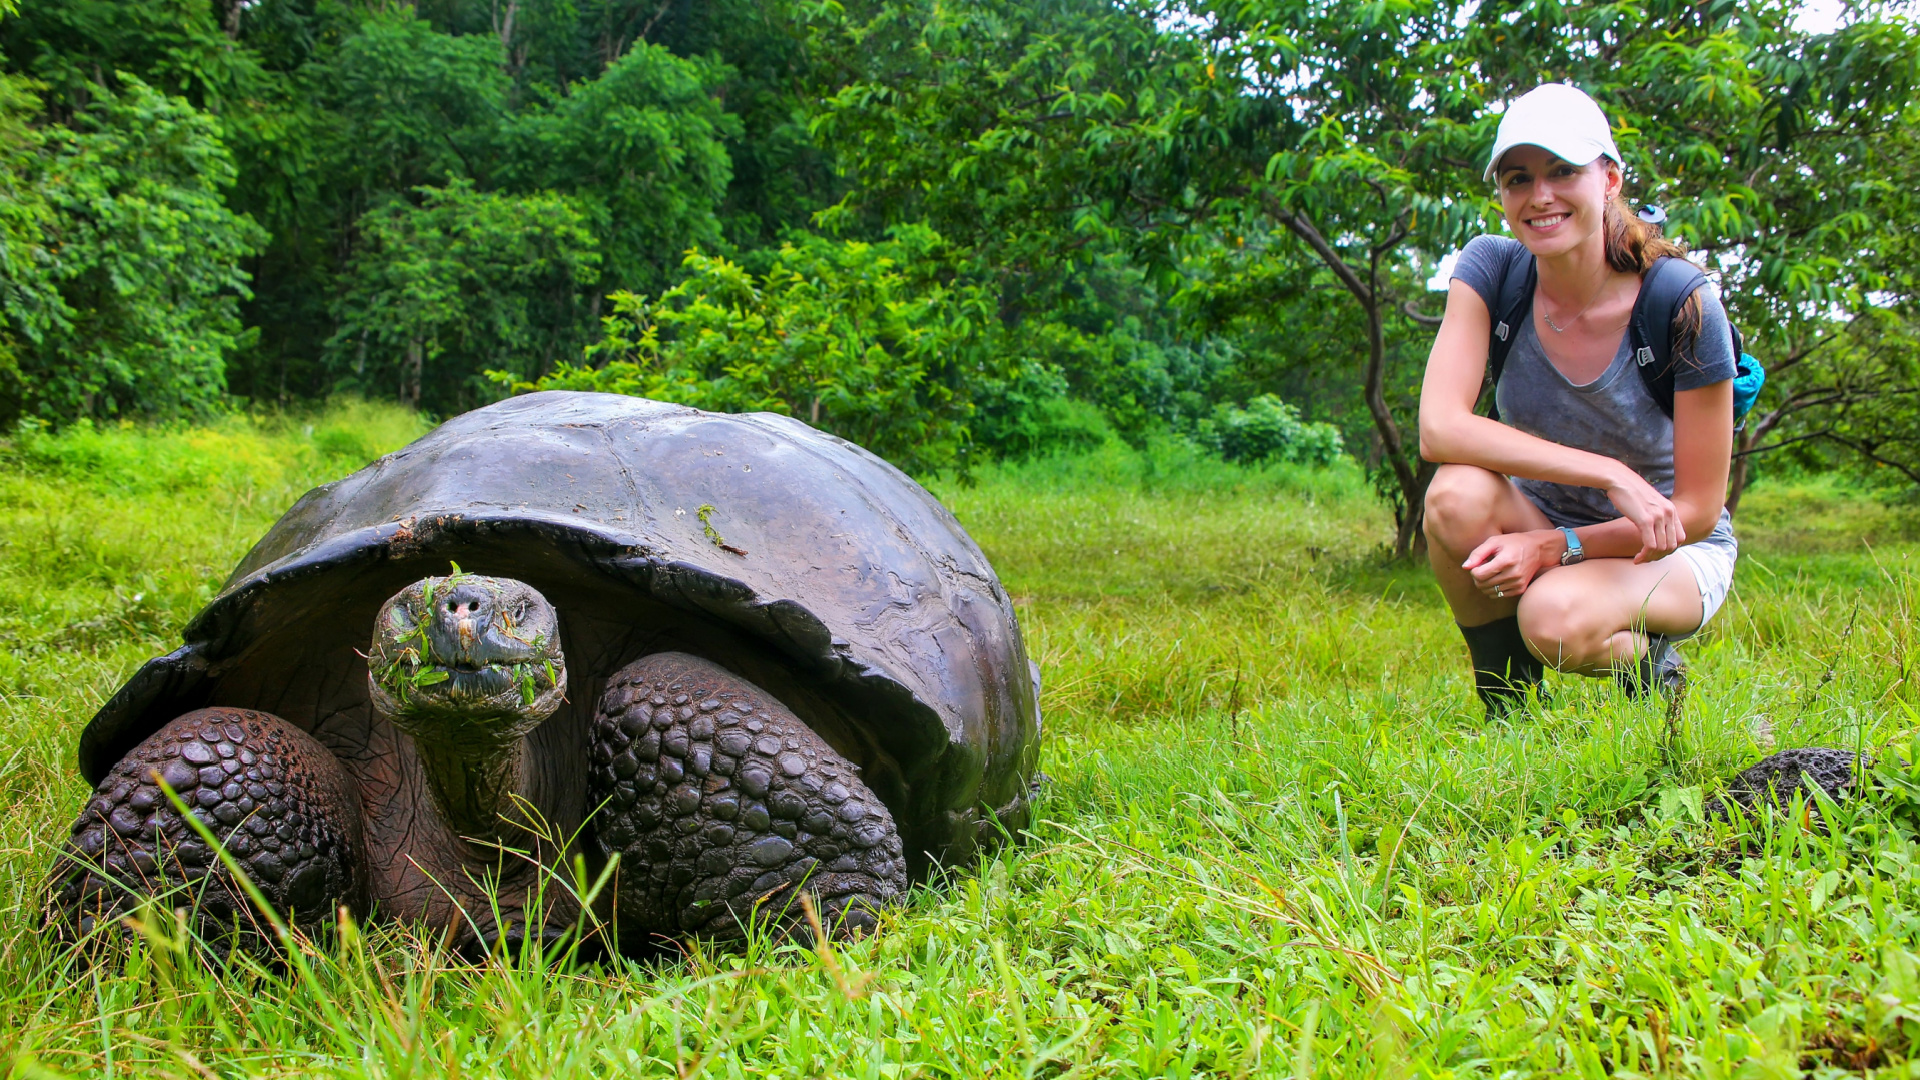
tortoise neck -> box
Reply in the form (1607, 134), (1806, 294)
(410, 732), (537, 844)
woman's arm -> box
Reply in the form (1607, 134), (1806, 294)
(1418, 279), (1685, 558)
(1461, 382), (1731, 597)
(1669, 379), (1733, 543)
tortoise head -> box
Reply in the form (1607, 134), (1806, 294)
(367, 572), (567, 746)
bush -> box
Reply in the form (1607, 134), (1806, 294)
(970, 360), (1113, 461)
(1199, 394), (1344, 466)
(0, 75), (265, 426)
(506, 225), (1016, 476)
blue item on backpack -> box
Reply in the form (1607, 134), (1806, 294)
(1731, 352), (1765, 428)
(1484, 248), (1764, 430)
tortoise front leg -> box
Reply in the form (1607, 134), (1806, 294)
(50, 708), (365, 952)
(590, 653), (908, 942)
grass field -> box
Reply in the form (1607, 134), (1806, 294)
(3, 403), (1920, 1077)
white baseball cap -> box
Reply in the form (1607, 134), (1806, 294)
(1483, 83), (1623, 181)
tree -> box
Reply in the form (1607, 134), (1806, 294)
(328, 181), (599, 413)
(322, 13), (510, 194)
(0, 75), (264, 424)
(0, 67), (55, 389)
(242, 10), (739, 403)
(805, 0), (1920, 552)
(496, 40), (738, 295)
(1815, 318), (1920, 489)
(1716, 28), (1920, 510)
(0, 0), (273, 120)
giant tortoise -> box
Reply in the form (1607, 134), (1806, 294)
(52, 391), (1042, 949)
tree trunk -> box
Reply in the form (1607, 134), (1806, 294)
(404, 340), (424, 409)
(495, 0), (519, 56)
(1726, 406), (1789, 517)
(1359, 292), (1430, 558)
(1726, 427), (1759, 517)
(1271, 203), (1431, 559)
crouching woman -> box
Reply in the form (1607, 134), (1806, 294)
(1418, 83), (1739, 718)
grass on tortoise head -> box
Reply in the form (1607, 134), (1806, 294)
(3, 413), (1920, 1074)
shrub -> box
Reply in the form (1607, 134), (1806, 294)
(1200, 394), (1344, 466)
(0, 76), (264, 426)
(970, 360), (1113, 461)
(505, 225), (1016, 476)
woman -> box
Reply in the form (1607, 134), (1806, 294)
(1418, 83), (1738, 718)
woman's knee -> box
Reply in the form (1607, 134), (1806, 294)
(1516, 576), (1610, 668)
(1423, 465), (1507, 545)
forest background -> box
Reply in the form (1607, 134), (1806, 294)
(1, 0), (1917, 554)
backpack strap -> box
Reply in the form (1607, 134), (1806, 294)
(1628, 255), (1709, 419)
(1484, 245), (1537, 422)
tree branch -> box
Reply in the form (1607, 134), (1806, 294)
(636, 0), (673, 43)
(1734, 429), (1835, 457)
(1264, 199), (1372, 307)
(1823, 436), (1920, 487)
(1401, 300), (1443, 327)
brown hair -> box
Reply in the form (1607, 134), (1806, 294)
(1599, 165), (1703, 369)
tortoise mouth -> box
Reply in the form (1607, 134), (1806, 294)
(373, 653), (564, 708)
(426, 630), (546, 670)
(404, 659), (554, 702)
(440, 656), (514, 679)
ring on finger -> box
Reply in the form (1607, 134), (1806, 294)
(1495, 585), (1504, 598)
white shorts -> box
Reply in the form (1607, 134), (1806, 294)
(1670, 511), (1738, 638)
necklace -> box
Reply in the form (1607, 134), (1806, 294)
(1540, 277), (1609, 333)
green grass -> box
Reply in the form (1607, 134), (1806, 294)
(4, 410), (1920, 1076)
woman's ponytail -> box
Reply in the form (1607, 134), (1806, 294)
(1601, 191), (1685, 274)
(1601, 167), (1702, 368)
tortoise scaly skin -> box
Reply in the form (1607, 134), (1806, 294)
(590, 653), (906, 939)
(54, 709), (362, 949)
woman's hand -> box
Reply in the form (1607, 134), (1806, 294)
(1602, 468), (1685, 562)
(1463, 531), (1553, 600)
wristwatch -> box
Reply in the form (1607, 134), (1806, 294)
(1558, 526), (1585, 566)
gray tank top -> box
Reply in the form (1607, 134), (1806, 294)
(1451, 235), (1737, 529)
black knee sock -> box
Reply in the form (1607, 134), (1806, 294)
(1458, 616), (1545, 715)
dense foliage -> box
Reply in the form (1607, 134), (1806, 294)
(330, 181), (601, 408)
(516, 226), (998, 473)
(1, 0), (1916, 531)
(0, 72), (264, 422)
